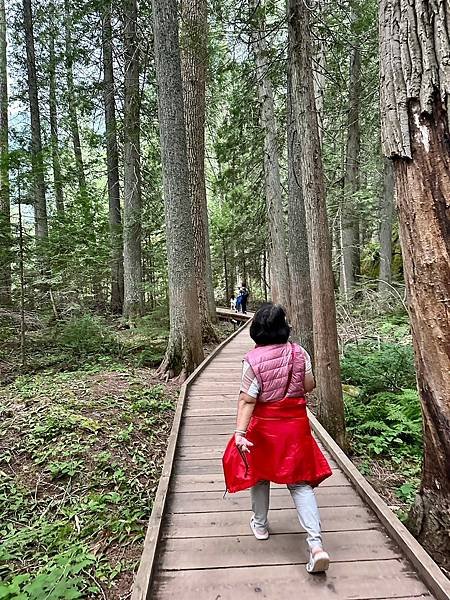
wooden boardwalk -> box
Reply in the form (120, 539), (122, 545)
(133, 323), (450, 600)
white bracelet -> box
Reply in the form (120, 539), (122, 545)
(234, 429), (246, 435)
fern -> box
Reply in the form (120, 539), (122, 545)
(344, 388), (422, 458)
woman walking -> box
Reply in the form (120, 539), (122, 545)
(223, 303), (332, 573)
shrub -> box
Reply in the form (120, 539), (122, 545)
(55, 315), (121, 357)
(341, 342), (416, 394)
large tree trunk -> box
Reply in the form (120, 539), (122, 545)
(250, 0), (290, 309)
(340, 37), (361, 299)
(23, 0), (48, 240)
(180, 0), (217, 340)
(102, 3), (124, 314)
(122, 0), (142, 320)
(312, 0), (325, 146)
(48, 25), (64, 214)
(289, 0), (345, 448)
(64, 0), (86, 193)
(286, 61), (314, 359)
(0, 0), (11, 306)
(152, 0), (203, 380)
(378, 157), (394, 295)
(380, 0), (450, 571)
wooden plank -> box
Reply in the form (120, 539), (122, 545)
(156, 530), (400, 570)
(131, 321), (252, 600)
(309, 412), (450, 600)
(188, 386), (240, 394)
(200, 363), (242, 370)
(216, 307), (253, 321)
(151, 560), (432, 600)
(182, 416), (235, 426)
(167, 487), (364, 513)
(170, 470), (350, 492)
(173, 457), (339, 472)
(179, 424), (232, 435)
(184, 394), (236, 400)
(183, 407), (236, 416)
(175, 446), (343, 468)
(162, 505), (379, 538)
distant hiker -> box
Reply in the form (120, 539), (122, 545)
(235, 291), (243, 313)
(230, 295), (236, 311)
(239, 282), (249, 314)
(223, 303), (331, 573)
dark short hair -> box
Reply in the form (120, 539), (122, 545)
(250, 303), (290, 345)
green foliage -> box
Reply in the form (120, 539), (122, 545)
(48, 460), (84, 479)
(129, 384), (174, 413)
(341, 342), (416, 394)
(341, 314), (423, 519)
(396, 482), (417, 504)
(0, 547), (96, 600)
(345, 388), (422, 457)
(1, 367), (176, 596)
(55, 314), (121, 357)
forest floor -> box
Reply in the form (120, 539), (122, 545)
(0, 309), (233, 600)
(0, 299), (422, 599)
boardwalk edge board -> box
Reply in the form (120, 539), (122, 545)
(308, 411), (450, 600)
(131, 318), (252, 600)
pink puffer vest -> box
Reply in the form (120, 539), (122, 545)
(245, 342), (306, 402)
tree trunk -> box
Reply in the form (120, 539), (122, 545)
(289, 0), (345, 448)
(23, 0), (47, 240)
(340, 38), (361, 299)
(250, 0), (290, 309)
(64, 0), (86, 193)
(312, 1), (325, 146)
(102, 3), (124, 314)
(18, 188), (26, 366)
(287, 60), (314, 360)
(48, 24), (64, 214)
(223, 238), (230, 302)
(380, 0), (450, 570)
(180, 0), (217, 340)
(378, 157), (394, 295)
(123, 0), (142, 320)
(152, 0), (204, 380)
(0, 0), (11, 305)
(263, 249), (268, 301)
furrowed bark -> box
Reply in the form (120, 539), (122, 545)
(379, 0), (450, 570)
(250, 0), (290, 310)
(289, 0), (346, 448)
(102, 3), (124, 314)
(180, 0), (218, 340)
(0, 0), (11, 305)
(152, 0), (204, 380)
(23, 0), (48, 240)
(287, 58), (314, 360)
(123, 0), (143, 319)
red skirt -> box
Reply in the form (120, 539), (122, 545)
(222, 397), (332, 493)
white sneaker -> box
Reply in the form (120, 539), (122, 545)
(306, 549), (330, 573)
(250, 517), (269, 540)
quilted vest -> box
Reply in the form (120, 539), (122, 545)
(245, 342), (306, 402)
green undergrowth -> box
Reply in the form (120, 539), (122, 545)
(339, 309), (422, 519)
(0, 308), (232, 598)
(0, 307), (172, 382)
(0, 370), (177, 599)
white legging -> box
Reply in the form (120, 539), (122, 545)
(251, 480), (322, 550)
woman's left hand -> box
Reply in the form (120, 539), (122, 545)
(234, 433), (253, 453)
